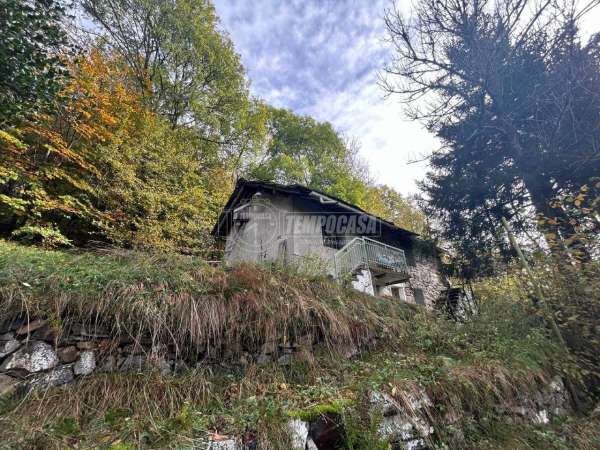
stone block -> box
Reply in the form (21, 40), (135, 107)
(207, 438), (239, 449)
(0, 341), (58, 373)
(306, 438), (318, 450)
(71, 323), (109, 338)
(31, 324), (59, 342)
(0, 332), (15, 342)
(378, 415), (417, 442)
(16, 319), (47, 336)
(287, 419), (308, 449)
(0, 339), (21, 359)
(27, 365), (74, 391)
(368, 390), (401, 416)
(74, 350), (96, 376)
(401, 438), (427, 450)
(57, 346), (79, 364)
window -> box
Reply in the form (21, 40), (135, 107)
(413, 288), (425, 305)
(323, 236), (346, 249)
(233, 203), (250, 224)
(390, 285), (406, 301)
(322, 223), (346, 249)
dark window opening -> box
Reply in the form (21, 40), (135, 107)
(413, 288), (425, 305)
(323, 236), (346, 249)
(391, 285), (406, 301)
(322, 223), (346, 249)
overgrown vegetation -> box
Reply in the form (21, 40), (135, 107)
(0, 241), (408, 358)
(0, 241), (592, 449)
(1, 0), (599, 448)
(0, 0), (425, 253)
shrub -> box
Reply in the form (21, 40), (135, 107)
(11, 225), (72, 248)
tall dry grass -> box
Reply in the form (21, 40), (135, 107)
(0, 241), (411, 360)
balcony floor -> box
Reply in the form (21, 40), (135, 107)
(369, 265), (410, 285)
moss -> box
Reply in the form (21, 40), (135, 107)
(287, 399), (350, 422)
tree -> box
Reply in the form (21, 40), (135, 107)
(384, 0), (600, 267)
(0, 50), (143, 245)
(80, 0), (266, 166)
(364, 185), (428, 235)
(246, 107), (369, 205)
(0, 50), (231, 253)
(0, 0), (74, 126)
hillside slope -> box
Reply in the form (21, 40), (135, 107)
(0, 241), (597, 449)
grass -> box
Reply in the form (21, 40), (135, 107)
(0, 240), (412, 360)
(0, 240), (593, 449)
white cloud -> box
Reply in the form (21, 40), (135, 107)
(213, 0), (600, 194)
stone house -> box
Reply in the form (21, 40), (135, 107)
(212, 179), (449, 308)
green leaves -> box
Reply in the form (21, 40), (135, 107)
(246, 107), (368, 205)
(0, 0), (75, 125)
(80, 0), (261, 153)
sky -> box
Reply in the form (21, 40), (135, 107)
(212, 0), (600, 195)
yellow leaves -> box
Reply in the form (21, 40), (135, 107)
(0, 130), (27, 152)
(573, 193), (585, 207)
(0, 194), (28, 213)
(539, 217), (559, 226)
(0, 49), (151, 242)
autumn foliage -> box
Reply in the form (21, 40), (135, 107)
(0, 50), (233, 252)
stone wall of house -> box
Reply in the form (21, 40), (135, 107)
(404, 244), (449, 309)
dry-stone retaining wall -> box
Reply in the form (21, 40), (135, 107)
(0, 317), (570, 450)
(0, 316), (355, 397)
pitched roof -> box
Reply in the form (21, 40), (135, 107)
(212, 178), (418, 238)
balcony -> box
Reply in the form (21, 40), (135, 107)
(331, 237), (410, 285)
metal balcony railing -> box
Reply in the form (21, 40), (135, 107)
(332, 237), (409, 280)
